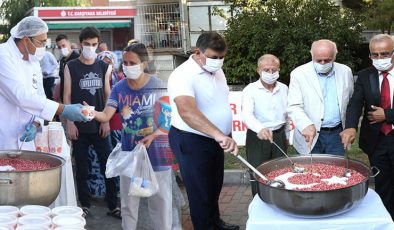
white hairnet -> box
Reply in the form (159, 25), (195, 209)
(10, 16), (48, 39)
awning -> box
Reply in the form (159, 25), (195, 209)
(47, 20), (131, 30)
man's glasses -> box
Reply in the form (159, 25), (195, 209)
(29, 37), (47, 47)
(369, 50), (394, 59)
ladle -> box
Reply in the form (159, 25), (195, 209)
(271, 141), (305, 173)
(236, 155), (285, 189)
(343, 148), (351, 178)
(7, 115), (35, 159)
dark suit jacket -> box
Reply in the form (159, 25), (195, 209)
(345, 67), (394, 155)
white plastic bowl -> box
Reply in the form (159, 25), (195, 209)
(52, 215), (86, 228)
(17, 215), (52, 228)
(15, 226), (51, 230)
(0, 226), (13, 230)
(52, 206), (83, 217)
(20, 205), (51, 217)
(0, 215), (17, 229)
(53, 228), (86, 230)
(0, 205), (19, 217)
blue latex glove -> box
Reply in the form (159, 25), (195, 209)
(20, 124), (37, 142)
(60, 104), (88, 122)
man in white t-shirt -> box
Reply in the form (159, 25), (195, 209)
(168, 32), (239, 230)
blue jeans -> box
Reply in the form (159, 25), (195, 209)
(311, 126), (345, 155)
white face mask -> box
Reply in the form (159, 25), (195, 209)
(82, 46), (97, 59)
(201, 54), (224, 73)
(372, 58), (393, 71)
(314, 62), (333, 74)
(31, 46), (46, 62)
(260, 71), (279, 85)
(61, 47), (70, 57)
(123, 64), (143, 80)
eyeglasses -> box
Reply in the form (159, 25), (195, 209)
(369, 50), (394, 59)
(29, 37), (47, 47)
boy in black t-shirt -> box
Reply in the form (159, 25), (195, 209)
(63, 27), (120, 219)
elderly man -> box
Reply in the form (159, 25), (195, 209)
(242, 54), (288, 197)
(168, 32), (239, 230)
(0, 16), (87, 150)
(287, 39), (354, 155)
(341, 34), (394, 218)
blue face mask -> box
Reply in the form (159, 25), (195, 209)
(314, 62), (333, 74)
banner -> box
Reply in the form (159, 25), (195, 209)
(229, 91), (246, 146)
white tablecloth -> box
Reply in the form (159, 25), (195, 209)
(49, 131), (77, 208)
(247, 189), (394, 230)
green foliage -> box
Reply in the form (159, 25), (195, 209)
(0, 0), (90, 41)
(364, 0), (394, 34)
(222, 0), (365, 84)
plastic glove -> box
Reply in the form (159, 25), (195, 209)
(60, 104), (89, 122)
(20, 124), (37, 142)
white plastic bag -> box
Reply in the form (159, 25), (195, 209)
(105, 143), (135, 178)
(128, 144), (159, 197)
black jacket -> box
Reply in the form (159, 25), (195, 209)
(345, 67), (394, 155)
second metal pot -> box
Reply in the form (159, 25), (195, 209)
(255, 154), (378, 217)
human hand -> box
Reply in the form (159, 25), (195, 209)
(301, 125), (316, 150)
(214, 134), (238, 155)
(368, 105), (386, 124)
(99, 122), (110, 138)
(20, 124), (37, 142)
(138, 134), (157, 148)
(67, 121), (79, 140)
(257, 128), (273, 142)
(61, 104), (88, 122)
(340, 128), (357, 149)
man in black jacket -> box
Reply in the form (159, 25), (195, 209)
(341, 34), (394, 218)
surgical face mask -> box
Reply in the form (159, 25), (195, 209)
(61, 47), (70, 57)
(26, 41), (45, 62)
(314, 62), (333, 74)
(123, 64), (142, 80)
(201, 53), (224, 73)
(260, 71), (279, 85)
(372, 57), (393, 71)
(82, 46), (97, 59)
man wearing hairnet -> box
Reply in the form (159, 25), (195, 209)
(0, 16), (88, 150)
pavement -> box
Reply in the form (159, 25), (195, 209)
(84, 170), (252, 230)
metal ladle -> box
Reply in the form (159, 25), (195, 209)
(236, 155), (285, 189)
(343, 147), (351, 178)
(7, 115), (35, 159)
(271, 141), (305, 173)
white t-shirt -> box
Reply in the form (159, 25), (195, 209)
(168, 55), (232, 137)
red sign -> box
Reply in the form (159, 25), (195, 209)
(35, 7), (137, 19)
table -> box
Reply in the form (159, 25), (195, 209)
(49, 130), (77, 208)
(247, 189), (394, 230)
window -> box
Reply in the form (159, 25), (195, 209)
(136, 3), (182, 49)
(188, 5), (231, 47)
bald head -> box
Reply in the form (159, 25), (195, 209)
(310, 39), (338, 64)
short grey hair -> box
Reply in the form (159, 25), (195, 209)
(369, 34), (394, 49)
(310, 39), (338, 59)
(257, 54), (280, 67)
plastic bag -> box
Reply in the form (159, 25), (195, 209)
(128, 144), (159, 197)
(105, 143), (135, 178)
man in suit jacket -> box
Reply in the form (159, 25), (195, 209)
(288, 39), (354, 155)
(341, 34), (394, 218)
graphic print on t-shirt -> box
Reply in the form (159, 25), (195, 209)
(79, 72), (103, 95)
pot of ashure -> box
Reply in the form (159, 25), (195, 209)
(255, 154), (379, 218)
(0, 150), (65, 206)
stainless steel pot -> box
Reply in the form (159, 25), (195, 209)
(255, 154), (379, 218)
(0, 150), (65, 206)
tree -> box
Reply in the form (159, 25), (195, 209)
(221, 0), (365, 84)
(364, 0), (394, 34)
(0, 0), (90, 41)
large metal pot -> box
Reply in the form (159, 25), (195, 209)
(0, 150), (65, 206)
(255, 154), (379, 218)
